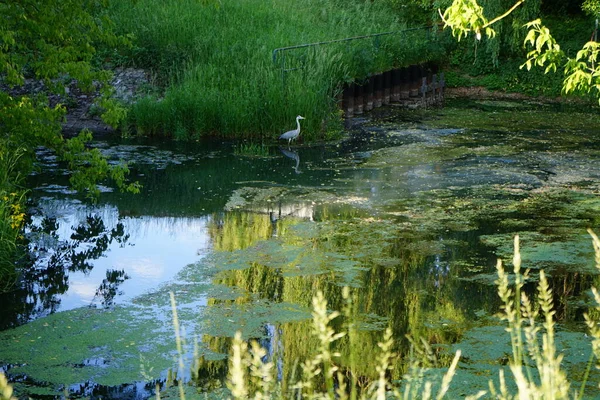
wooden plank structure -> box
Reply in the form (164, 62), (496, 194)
(341, 63), (444, 118)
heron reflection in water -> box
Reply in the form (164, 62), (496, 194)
(280, 147), (301, 174)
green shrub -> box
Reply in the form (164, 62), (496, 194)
(0, 145), (27, 291)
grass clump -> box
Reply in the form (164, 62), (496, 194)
(108, 0), (445, 140)
(491, 235), (571, 398)
(233, 143), (270, 158)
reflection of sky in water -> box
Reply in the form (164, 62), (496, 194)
(29, 200), (210, 312)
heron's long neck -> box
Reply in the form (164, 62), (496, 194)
(296, 118), (301, 132)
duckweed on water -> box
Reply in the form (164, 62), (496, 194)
(480, 232), (598, 273)
(199, 300), (308, 339)
(225, 186), (344, 213)
(0, 306), (175, 392)
(426, 99), (600, 134)
(200, 232), (366, 287)
(447, 323), (600, 397)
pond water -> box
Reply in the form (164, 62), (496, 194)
(2, 99), (600, 398)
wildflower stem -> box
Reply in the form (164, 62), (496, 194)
(169, 292), (186, 400)
(578, 350), (595, 400)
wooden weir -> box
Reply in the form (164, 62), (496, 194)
(341, 63), (445, 118)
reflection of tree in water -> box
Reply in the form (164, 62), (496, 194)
(0, 214), (130, 330)
(68, 379), (160, 400)
(199, 207), (503, 390)
(92, 269), (130, 308)
(199, 203), (600, 393)
(69, 215), (129, 273)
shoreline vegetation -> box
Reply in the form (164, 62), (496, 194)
(106, 0), (447, 140)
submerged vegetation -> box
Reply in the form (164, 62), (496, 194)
(234, 142), (271, 158)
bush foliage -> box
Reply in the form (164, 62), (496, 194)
(0, 0), (140, 287)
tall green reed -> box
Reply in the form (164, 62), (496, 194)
(109, 0), (446, 139)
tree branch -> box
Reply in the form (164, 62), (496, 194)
(483, 0), (525, 29)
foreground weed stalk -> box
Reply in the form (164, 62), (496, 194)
(292, 290), (346, 398)
(227, 332), (249, 399)
(493, 236), (570, 398)
(400, 345), (470, 400)
(248, 340), (275, 399)
(342, 286), (358, 400)
(313, 291), (346, 398)
(582, 229), (600, 399)
(371, 327), (395, 400)
(169, 291), (186, 400)
(0, 373), (16, 400)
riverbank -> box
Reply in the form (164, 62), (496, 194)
(62, 83), (596, 140)
(62, 69), (150, 137)
(446, 86), (598, 106)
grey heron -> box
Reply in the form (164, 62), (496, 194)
(279, 115), (305, 145)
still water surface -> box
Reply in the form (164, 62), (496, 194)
(2, 100), (600, 398)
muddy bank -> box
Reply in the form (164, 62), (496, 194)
(2, 68), (150, 137)
(446, 86), (595, 106)
(62, 68), (150, 137)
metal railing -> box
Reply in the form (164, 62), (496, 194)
(272, 25), (435, 77)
